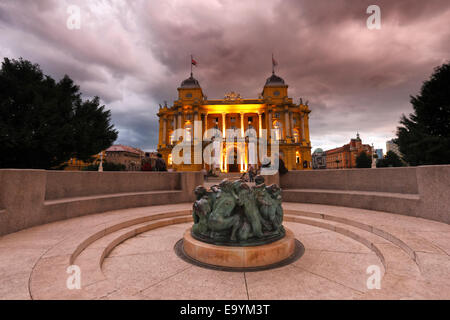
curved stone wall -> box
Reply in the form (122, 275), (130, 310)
(0, 170), (203, 236)
(1, 166), (448, 237)
(281, 165), (450, 224)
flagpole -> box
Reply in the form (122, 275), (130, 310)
(190, 54), (193, 77)
(272, 53), (274, 75)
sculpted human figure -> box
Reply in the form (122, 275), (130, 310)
(266, 184), (284, 230)
(232, 179), (264, 239)
(207, 179), (241, 241)
(253, 175), (284, 232)
(192, 186), (212, 236)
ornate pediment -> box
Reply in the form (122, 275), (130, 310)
(224, 91), (242, 102)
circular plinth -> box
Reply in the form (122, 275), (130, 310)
(182, 227), (297, 269)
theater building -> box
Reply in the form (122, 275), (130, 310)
(156, 71), (312, 172)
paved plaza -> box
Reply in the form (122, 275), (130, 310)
(1, 202), (449, 300)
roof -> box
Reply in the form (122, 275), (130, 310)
(179, 74), (201, 89)
(265, 73), (286, 86)
(325, 145), (349, 155)
(106, 145), (142, 155)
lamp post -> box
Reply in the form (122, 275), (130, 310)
(98, 152), (104, 172)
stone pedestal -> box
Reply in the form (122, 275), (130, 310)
(183, 228), (296, 268)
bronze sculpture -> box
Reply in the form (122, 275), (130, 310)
(191, 175), (285, 246)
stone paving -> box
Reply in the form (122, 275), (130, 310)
(0, 202), (449, 300)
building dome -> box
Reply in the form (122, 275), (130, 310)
(180, 74), (201, 88)
(313, 148), (324, 154)
(265, 73), (286, 86)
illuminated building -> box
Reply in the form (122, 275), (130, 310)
(157, 70), (312, 172)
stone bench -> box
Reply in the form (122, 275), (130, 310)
(0, 170), (203, 236)
(283, 188), (420, 218)
(44, 190), (184, 221)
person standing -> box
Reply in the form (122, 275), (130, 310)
(278, 155), (288, 175)
(155, 153), (167, 171)
(248, 165), (255, 182)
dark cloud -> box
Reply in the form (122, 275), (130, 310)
(1, 0), (449, 151)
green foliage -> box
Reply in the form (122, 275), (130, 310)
(396, 62), (450, 165)
(0, 57), (118, 169)
(355, 151), (372, 168)
(377, 151), (405, 168)
(83, 161), (125, 171)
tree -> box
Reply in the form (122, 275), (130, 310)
(0, 58), (118, 169)
(396, 62), (450, 166)
(377, 151), (405, 168)
(356, 151), (371, 168)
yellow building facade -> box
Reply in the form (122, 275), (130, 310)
(157, 72), (312, 172)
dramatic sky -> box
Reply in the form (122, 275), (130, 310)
(1, 0), (449, 152)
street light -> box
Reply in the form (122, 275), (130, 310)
(98, 152), (103, 172)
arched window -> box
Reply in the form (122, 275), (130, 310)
(293, 129), (300, 143)
(169, 131), (174, 145)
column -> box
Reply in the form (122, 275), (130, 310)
(304, 114), (310, 142)
(174, 113), (178, 130)
(240, 112), (245, 137)
(284, 109), (290, 139)
(240, 112), (245, 172)
(162, 117), (167, 145)
(193, 111), (200, 142)
(222, 113), (226, 138)
(204, 113), (208, 139)
(258, 112), (263, 138)
(178, 111), (182, 129)
(290, 112), (294, 137)
(158, 118), (163, 146)
(268, 110), (273, 140)
(300, 113), (305, 141)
